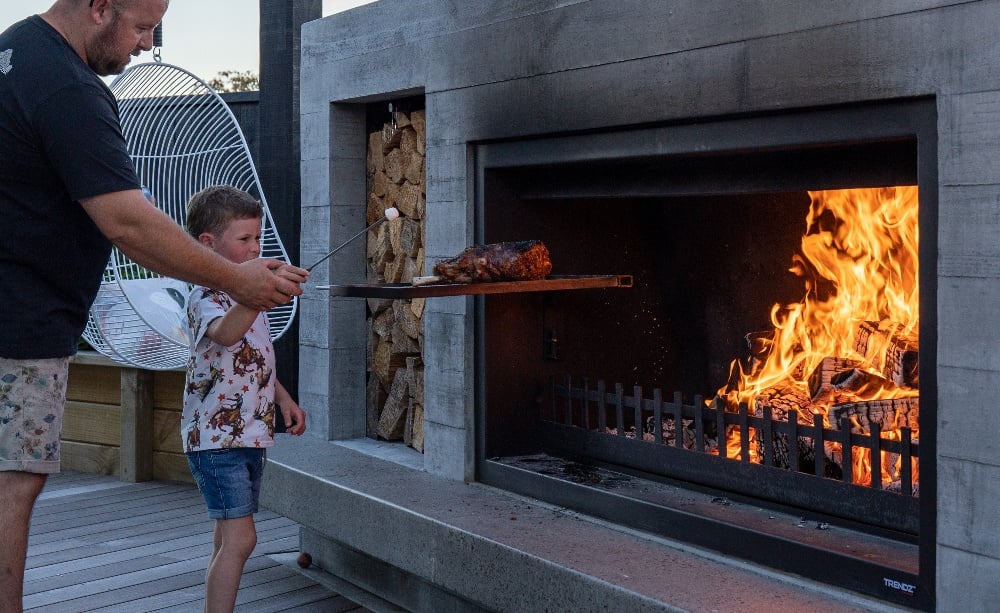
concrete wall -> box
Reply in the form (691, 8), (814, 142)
(298, 1), (1000, 608)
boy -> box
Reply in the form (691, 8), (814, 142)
(181, 185), (306, 613)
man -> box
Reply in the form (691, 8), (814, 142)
(0, 2), (307, 610)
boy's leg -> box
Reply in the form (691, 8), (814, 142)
(205, 515), (257, 613)
(187, 448), (265, 612)
(0, 472), (47, 613)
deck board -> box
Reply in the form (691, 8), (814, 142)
(24, 471), (371, 612)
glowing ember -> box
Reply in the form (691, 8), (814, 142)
(717, 186), (919, 489)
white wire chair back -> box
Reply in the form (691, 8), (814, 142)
(82, 62), (296, 370)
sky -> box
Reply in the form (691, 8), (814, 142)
(0, 1), (377, 84)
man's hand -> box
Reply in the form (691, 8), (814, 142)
(229, 258), (308, 311)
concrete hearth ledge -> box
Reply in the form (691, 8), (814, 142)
(262, 436), (912, 613)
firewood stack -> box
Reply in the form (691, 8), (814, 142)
(749, 321), (919, 480)
(366, 109), (426, 452)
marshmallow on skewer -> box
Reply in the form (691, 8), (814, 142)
(305, 206), (401, 272)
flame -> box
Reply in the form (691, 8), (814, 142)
(718, 186), (919, 488)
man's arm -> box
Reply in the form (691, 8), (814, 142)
(80, 189), (307, 311)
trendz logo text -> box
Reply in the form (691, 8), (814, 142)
(884, 577), (915, 595)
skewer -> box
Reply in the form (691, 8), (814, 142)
(304, 207), (399, 272)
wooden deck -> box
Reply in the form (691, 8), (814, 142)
(24, 471), (374, 612)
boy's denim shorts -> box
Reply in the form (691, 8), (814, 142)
(187, 447), (266, 519)
(0, 357), (68, 474)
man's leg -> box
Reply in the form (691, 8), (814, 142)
(0, 471), (47, 613)
(0, 356), (69, 613)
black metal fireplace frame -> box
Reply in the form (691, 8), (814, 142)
(473, 98), (938, 609)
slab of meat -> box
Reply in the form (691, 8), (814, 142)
(432, 240), (552, 283)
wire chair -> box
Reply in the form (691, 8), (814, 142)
(82, 62), (296, 370)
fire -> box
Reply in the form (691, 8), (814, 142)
(718, 186), (919, 489)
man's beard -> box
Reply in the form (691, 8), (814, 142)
(88, 16), (132, 76)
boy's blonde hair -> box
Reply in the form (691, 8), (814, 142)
(185, 185), (263, 239)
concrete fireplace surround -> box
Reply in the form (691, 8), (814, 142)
(261, 1), (1000, 610)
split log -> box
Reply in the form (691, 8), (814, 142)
(372, 169), (390, 199)
(376, 368), (409, 440)
(411, 110), (426, 155)
(387, 216), (405, 256)
(406, 356), (424, 405)
(381, 112), (409, 153)
(367, 226), (381, 260)
(854, 321), (919, 388)
(400, 256), (420, 284)
(384, 148), (406, 184)
(411, 297), (426, 319)
(406, 402), (425, 452)
(403, 356), (425, 452)
(383, 257), (404, 283)
(404, 153), (424, 185)
(393, 110), (412, 130)
(403, 397), (415, 446)
(367, 191), (385, 223)
(398, 218), (422, 258)
(373, 337), (407, 388)
(394, 300), (422, 340)
(643, 415), (718, 452)
(391, 329), (420, 355)
(808, 357), (861, 402)
(830, 397), (919, 434)
(392, 182), (423, 219)
(400, 126), (418, 154)
(373, 225), (393, 274)
(371, 308), (395, 338)
(753, 384), (841, 478)
(367, 131), (385, 173)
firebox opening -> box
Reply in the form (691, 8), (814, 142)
(474, 103), (934, 608)
(482, 138), (919, 465)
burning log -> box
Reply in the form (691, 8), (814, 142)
(642, 415), (718, 452)
(808, 357), (862, 401)
(808, 357), (903, 403)
(753, 384), (841, 478)
(854, 321), (919, 388)
(830, 397), (919, 434)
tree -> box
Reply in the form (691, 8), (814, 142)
(208, 70), (259, 92)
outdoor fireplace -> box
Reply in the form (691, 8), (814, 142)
(271, 2), (1000, 611)
(476, 99), (935, 608)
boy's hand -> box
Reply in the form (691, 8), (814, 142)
(280, 402), (307, 436)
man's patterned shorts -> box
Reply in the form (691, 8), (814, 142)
(0, 357), (68, 474)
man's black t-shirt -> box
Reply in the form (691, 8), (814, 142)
(0, 16), (140, 358)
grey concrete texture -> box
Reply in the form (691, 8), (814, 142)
(264, 436), (909, 613)
(296, 1), (1000, 609)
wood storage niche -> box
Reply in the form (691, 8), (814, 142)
(365, 105), (426, 451)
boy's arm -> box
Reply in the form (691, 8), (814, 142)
(204, 304), (261, 347)
(275, 380), (306, 436)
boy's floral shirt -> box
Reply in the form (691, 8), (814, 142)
(181, 287), (276, 453)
